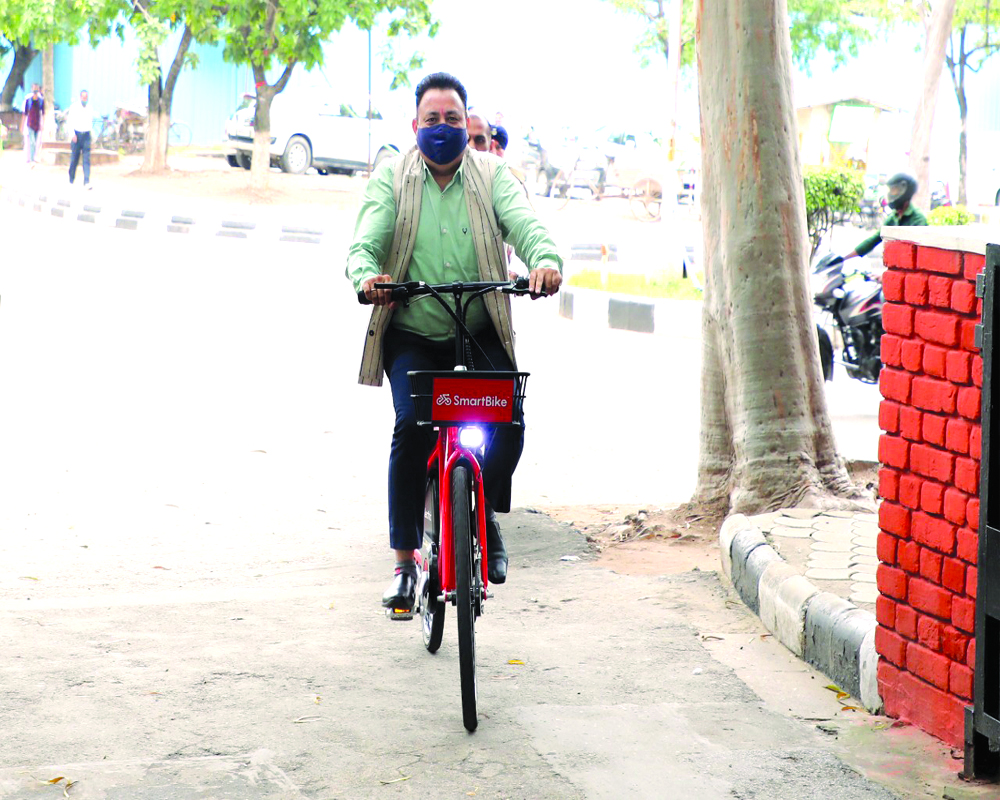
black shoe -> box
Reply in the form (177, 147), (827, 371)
(485, 509), (508, 584)
(382, 568), (417, 611)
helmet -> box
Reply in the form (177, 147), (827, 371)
(886, 173), (917, 211)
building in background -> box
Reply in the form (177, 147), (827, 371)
(796, 95), (905, 175)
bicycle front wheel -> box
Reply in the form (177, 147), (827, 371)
(452, 464), (478, 732)
(168, 122), (192, 148)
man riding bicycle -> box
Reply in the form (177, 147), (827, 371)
(346, 72), (563, 614)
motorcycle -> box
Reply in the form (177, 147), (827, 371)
(812, 252), (884, 384)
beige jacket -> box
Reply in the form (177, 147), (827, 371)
(357, 146), (517, 386)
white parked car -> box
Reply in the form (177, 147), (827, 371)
(224, 94), (411, 175)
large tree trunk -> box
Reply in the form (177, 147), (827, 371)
(694, 0), (861, 514)
(142, 25), (193, 173)
(0, 44), (37, 112)
(42, 46), (55, 142)
(909, 0), (958, 211)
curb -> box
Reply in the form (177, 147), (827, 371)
(1, 184), (329, 245)
(720, 513), (883, 714)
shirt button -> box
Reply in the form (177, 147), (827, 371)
(445, 261), (452, 268)
(441, 227), (448, 234)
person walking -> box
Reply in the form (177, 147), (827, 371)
(22, 84), (44, 165)
(67, 90), (94, 189)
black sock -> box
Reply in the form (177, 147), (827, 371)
(395, 558), (417, 576)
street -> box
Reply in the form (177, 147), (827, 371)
(0, 204), (956, 800)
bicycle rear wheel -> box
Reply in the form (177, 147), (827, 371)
(452, 464), (478, 732)
(420, 474), (444, 653)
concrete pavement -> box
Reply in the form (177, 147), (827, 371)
(0, 187), (987, 799)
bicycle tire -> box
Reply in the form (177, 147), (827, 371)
(420, 474), (445, 653)
(168, 122), (192, 148)
(453, 464), (478, 732)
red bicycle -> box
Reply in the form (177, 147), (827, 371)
(361, 278), (533, 731)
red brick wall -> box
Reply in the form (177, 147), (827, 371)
(876, 240), (983, 748)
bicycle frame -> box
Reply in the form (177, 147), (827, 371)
(430, 429), (490, 596)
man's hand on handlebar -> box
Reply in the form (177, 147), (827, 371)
(528, 267), (562, 299)
(362, 274), (398, 308)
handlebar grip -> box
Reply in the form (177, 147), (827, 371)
(357, 290), (370, 305)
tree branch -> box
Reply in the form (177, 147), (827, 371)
(272, 61), (296, 94)
(163, 24), (193, 100)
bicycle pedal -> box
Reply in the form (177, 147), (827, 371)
(385, 607), (414, 621)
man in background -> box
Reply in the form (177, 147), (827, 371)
(467, 110), (492, 153)
(22, 84), (44, 166)
(491, 124), (508, 157)
(67, 89), (94, 189)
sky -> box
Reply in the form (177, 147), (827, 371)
(288, 0), (1000, 182)
(288, 0), (671, 138)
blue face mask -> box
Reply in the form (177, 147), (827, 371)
(416, 123), (468, 165)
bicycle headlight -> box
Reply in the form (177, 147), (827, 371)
(459, 426), (485, 450)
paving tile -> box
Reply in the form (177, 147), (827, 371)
(849, 563), (878, 576)
(813, 518), (856, 533)
(811, 539), (854, 552)
(851, 535), (878, 548)
(852, 522), (880, 537)
(849, 555), (879, 567)
(853, 546), (877, 558)
(768, 525), (813, 538)
(822, 510), (858, 519)
(812, 529), (855, 544)
(808, 550), (853, 563)
(850, 586), (879, 604)
(855, 512), (878, 523)
(777, 508), (822, 519)
(850, 572), (878, 583)
(805, 567), (853, 580)
(807, 561), (851, 574)
(772, 516), (816, 529)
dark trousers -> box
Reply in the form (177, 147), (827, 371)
(69, 131), (91, 184)
(383, 326), (525, 552)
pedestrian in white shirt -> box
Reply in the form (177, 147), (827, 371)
(67, 89), (94, 189)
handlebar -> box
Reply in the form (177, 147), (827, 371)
(357, 277), (539, 305)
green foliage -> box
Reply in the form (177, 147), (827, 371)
(220, 0), (435, 102)
(803, 166), (864, 255)
(567, 269), (704, 300)
(787, 0), (899, 72)
(605, 0), (900, 74)
(928, 204), (974, 226)
(0, 0), (120, 50)
(605, 0), (696, 69)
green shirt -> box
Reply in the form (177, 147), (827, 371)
(346, 156), (563, 340)
(854, 205), (928, 257)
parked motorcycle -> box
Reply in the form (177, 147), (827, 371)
(812, 252), (884, 384)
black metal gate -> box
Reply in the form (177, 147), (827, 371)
(966, 243), (1000, 778)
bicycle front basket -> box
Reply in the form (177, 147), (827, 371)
(408, 370), (528, 427)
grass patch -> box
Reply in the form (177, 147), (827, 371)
(567, 269), (703, 300)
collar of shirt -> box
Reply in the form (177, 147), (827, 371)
(890, 206), (918, 225)
(420, 155), (466, 193)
